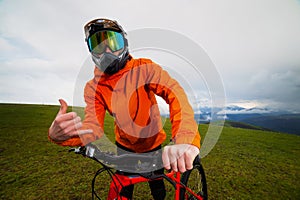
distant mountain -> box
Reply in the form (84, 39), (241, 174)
(225, 113), (264, 121)
(241, 114), (300, 135)
(194, 106), (300, 135)
(224, 121), (272, 131)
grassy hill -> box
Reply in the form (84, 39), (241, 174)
(223, 120), (273, 131)
(0, 104), (299, 199)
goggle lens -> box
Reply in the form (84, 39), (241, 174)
(88, 31), (125, 54)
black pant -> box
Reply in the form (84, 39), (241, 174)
(116, 142), (166, 200)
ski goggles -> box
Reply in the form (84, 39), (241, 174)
(87, 31), (125, 55)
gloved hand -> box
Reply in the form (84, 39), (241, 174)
(162, 144), (199, 173)
(48, 99), (92, 142)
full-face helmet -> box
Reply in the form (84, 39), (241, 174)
(84, 18), (129, 74)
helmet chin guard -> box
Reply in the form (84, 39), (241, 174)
(92, 50), (129, 75)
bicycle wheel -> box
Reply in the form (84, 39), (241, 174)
(92, 167), (116, 200)
(180, 156), (207, 200)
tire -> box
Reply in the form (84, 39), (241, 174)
(179, 156), (208, 200)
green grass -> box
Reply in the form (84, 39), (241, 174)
(200, 126), (300, 199)
(0, 104), (299, 199)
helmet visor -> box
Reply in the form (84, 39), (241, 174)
(87, 31), (125, 54)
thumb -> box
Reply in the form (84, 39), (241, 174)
(57, 99), (68, 115)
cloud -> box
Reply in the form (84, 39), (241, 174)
(0, 36), (45, 61)
(248, 67), (300, 103)
(0, 37), (17, 54)
(0, 57), (80, 104)
(0, 0), (300, 113)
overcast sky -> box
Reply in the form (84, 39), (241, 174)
(1, 0), (300, 113)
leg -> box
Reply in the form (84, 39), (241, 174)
(149, 179), (166, 200)
(148, 168), (166, 200)
(119, 184), (134, 199)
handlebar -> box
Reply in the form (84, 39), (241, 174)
(69, 145), (164, 173)
(69, 144), (203, 189)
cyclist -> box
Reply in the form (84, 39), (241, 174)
(48, 18), (200, 200)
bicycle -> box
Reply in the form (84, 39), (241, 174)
(70, 143), (208, 200)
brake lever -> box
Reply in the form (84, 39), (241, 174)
(69, 147), (87, 156)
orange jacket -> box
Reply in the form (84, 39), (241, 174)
(53, 57), (200, 152)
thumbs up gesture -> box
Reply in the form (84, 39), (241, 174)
(49, 99), (92, 142)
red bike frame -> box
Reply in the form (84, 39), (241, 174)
(107, 170), (203, 200)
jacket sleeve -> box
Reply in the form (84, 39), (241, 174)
(48, 80), (105, 146)
(146, 62), (201, 149)
(79, 80), (105, 145)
